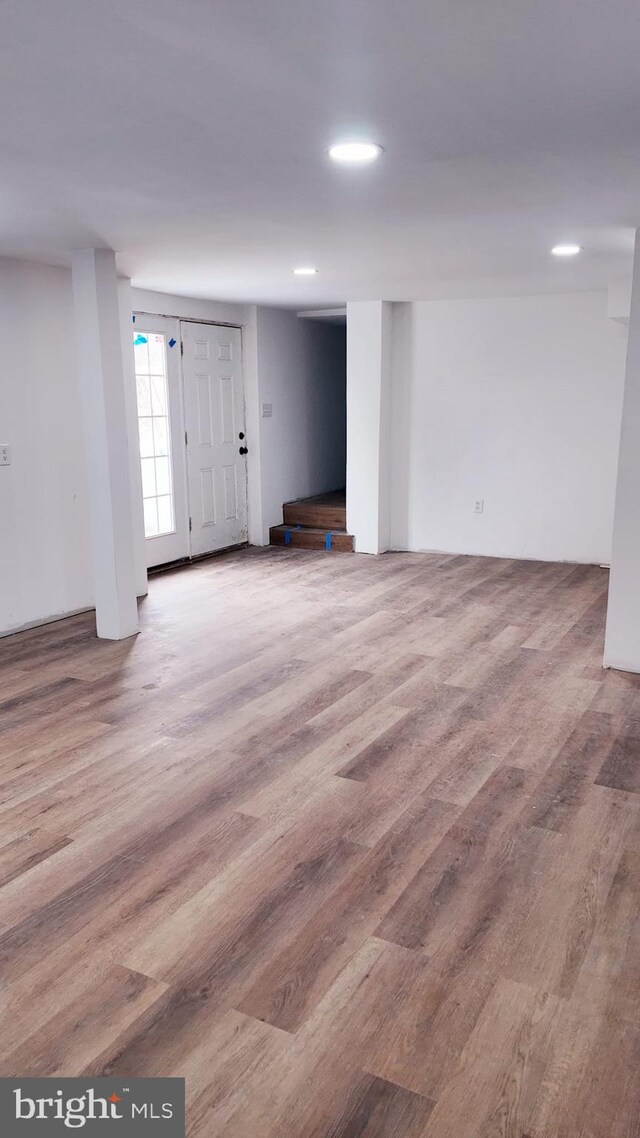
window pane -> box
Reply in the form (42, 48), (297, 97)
(155, 456), (171, 496)
(153, 417), (169, 457)
(138, 417), (154, 458)
(134, 336), (149, 374)
(147, 333), (165, 375)
(150, 374), (167, 416)
(156, 495), (174, 535)
(134, 329), (176, 547)
(140, 457), (156, 498)
(136, 374), (152, 416)
(143, 497), (159, 538)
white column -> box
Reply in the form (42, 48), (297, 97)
(605, 229), (640, 672)
(71, 249), (139, 640)
(346, 301), (393, 554)
(118, 278), (148, 598)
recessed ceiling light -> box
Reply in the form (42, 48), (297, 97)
(328, 141), (383, 165)
(293, 266), (318, 275)
(551, 244), (582, 257)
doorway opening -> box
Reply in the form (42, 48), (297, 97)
(133, 317), (248, 569)
(268, 309), (349, 551)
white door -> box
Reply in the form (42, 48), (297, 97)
(133, 317), (190, 568)
(181, 321), (248, 556)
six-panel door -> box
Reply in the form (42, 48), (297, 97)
(181, 322), (248, 556)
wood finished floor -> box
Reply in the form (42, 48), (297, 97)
(1, 547), (639, 1137)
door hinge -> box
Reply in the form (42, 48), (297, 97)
(180, 339), (184, 356)
(189, 516), (192, 532)
(185, 430), (188, 446)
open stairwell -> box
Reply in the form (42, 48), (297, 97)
(269, 490), (354, 552)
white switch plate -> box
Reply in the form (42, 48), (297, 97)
(474, 499), (484, 514)
(262, 403), (273, 418)
(0, 445), (10, 466)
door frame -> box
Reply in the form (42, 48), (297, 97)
(133, 311), (248, 567)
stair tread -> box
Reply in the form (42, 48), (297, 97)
(271, 524), (351, 535)
(283, 506), (346, 528)
(283, 490), (345, 508)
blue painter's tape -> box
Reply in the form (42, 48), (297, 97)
(168, 337), (177, 348)
(284, 528), (291, 545)
(325, 532), (332, 551)
(133, 333), (148, 346)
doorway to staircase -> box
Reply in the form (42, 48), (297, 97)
(265, 309), (349, 552)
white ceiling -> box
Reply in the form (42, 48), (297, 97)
(1, 0), (639, 305)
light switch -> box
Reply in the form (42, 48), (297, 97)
(262, 403), (273, 418)
(0, 445), (10, 466)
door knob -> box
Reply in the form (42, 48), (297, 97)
(239, 446), (248, 455)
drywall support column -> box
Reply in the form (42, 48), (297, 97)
(346, 301), (392, 554)
(71, 248), (139, 640)
(605, 228), (640, 671)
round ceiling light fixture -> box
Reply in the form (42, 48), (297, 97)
(551, 243), (582, 257)
(328, 141), (383, 165)
(293, 266), (318, 275)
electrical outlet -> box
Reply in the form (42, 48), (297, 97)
(474, 499), (484, 514)
(0, 445), (10, 466)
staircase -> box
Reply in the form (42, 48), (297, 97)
(269, 490), (354, 552)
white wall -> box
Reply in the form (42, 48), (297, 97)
(131, 288), (246, 328)
(0, 259), (93, 634)
(390, 291), (627, 563)
(255, 308), (346, 542)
